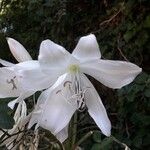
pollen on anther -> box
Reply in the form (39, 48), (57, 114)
(56, 90), (61, 94)
(63, 81), (72, 87)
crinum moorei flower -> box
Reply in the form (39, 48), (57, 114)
(0, 38), (34, 149)
(0, 38), (52, 109)
(0, 38), (48, 149)
(27, 34), (141, 142)
(0, 38), (33, 108)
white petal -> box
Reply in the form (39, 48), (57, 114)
(0, 61), (37, 98)
(8, 99), (18, 109)
(81, 74), (111, 136)
(0, 59), (14, 67)
(39, 39), (76, 76)
(29, 73), (76, 136)
(14, 60), (39, 70)
(56, 125), (68, 143)
(17, 61), (56, 91)
(7, 38), (32, 62)
(81, 59), (142, 89)
(72, 34), (101, 62)
(8, 91), (34, 109)
(0, 67), (20, 98)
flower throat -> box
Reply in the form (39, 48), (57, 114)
(68, 64), (80, 74)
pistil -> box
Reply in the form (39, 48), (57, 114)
(68, 64), (80, 74)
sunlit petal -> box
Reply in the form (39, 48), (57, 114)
(8, 91), (35, 109)
(39, 39), (74, 76)
(0, 59), (14, 67)
(29, 73), (76, 137)
(81, 59), (142, 89)
(7, 38), (32, 62)
(56, 125), (68, 143)
(0, 61), (39, 98)
(72, 34), (101, 62)
(0, 67), (20, 98)
(81, 74), (111, 136)
(17, 61), (56, 91)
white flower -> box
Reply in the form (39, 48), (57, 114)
(0, 38), (40, 149)
(0, 38), (44, 108)
(27, 34), (142, 142)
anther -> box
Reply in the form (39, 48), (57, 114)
(6, 77), (17, 90)
(63, 81), (72, 87)
(56, 90), (62, 94)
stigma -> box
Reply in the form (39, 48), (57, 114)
(68, 64), (80, 73)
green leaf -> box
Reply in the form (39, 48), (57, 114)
(135, 73), (148, 84)
(144, 88), (150, 97)
(91, 143), (101, 150)
(91, 138), (113, 150)
(133, 136), (142, 148)
(92, 131), (101, 143)
(0, 100), (15, 129)
(123, 29), (136, 42)
(100, 138), (113, 149)
(143, 15), (150, 28)
(0, 113), (14, 129)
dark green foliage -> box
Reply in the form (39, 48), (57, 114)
(0, 99), (14, 129)
(116, 72), (150, 149)
(0, 0), (149, 149)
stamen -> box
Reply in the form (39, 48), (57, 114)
(65, 87), (90, 111)
(6, 76), (17, 90)
(77, 89), (87, 111)
(56, 90), (62, 94)
(63, 81), (72, 87)
(56, 74), (91, 112)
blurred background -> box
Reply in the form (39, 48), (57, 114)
(0, 0), (149, 149)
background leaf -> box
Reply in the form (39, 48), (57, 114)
(0, 99), (14, 129)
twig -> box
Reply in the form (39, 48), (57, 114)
(73, 131), (93, 150)
(70, 125), (99, 138)
(125, 121), (130, 138)
(117, 47), (129, 61)
(111, 135), (131, 150)
(138, 51), (143, 65)
(117, 35), (129, 61)
(91, 9), (122, 34)
(99, 9), (121, 26)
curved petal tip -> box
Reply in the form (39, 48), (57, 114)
(7, 37), (32, 62)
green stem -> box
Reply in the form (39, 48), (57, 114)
(71, 112), (77, 149)
(110, 135), (131, 150)
(73, 131), (93, 149)
(65, 112), (78, 150)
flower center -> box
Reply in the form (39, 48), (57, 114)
(68, 64), (80, 73)
(56, 76), (90, 112)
